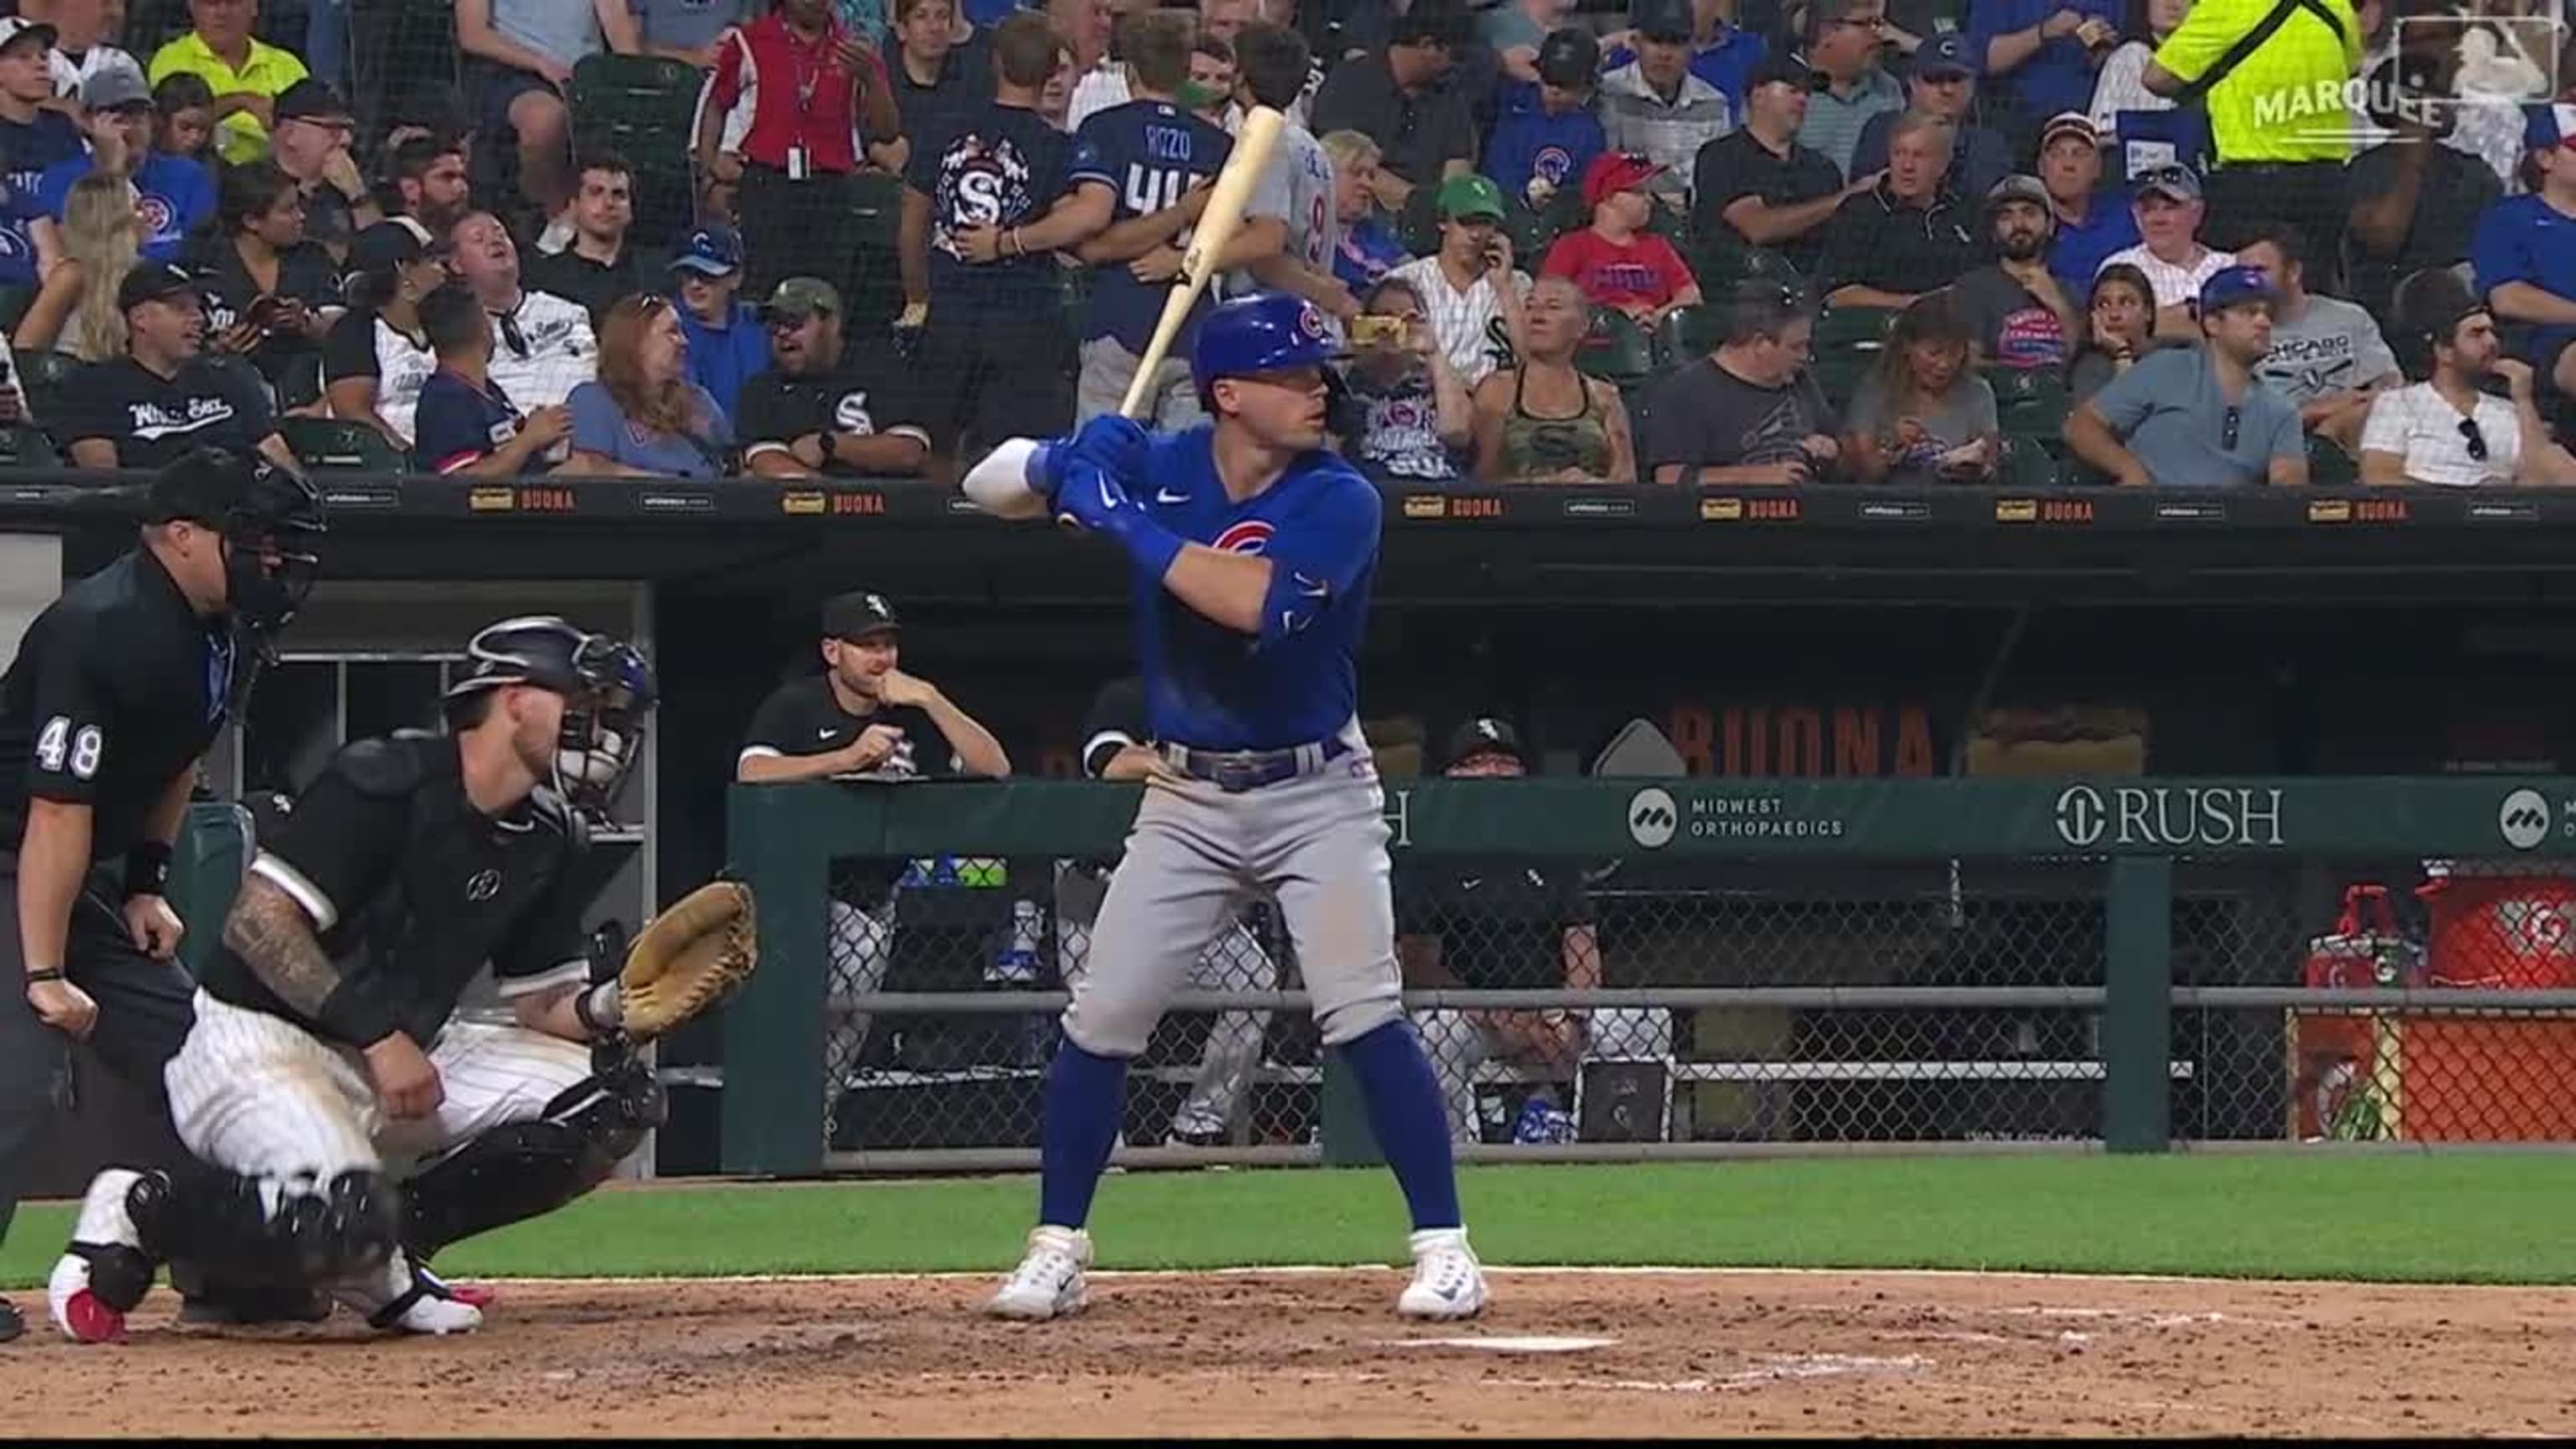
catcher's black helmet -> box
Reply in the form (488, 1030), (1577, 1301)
(446, 616), (658, 813)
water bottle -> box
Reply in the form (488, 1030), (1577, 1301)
(989, 899), (1043, 986)
(1512, 1088), (1576, 1145)
(990, 899), (1046, 1067)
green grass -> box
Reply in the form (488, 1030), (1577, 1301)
(9, 1156), (2576, 1291)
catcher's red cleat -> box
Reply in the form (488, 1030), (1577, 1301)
(56, 1290), (127, 1344)
(444, 1282), (497, 1310)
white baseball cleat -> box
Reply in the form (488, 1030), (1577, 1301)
(1397, 1227), (1488, 1321)
(984, 1225), (1092, 1321)
(335, 1250), (483, 1336)
(48, 1169), (153, 1343)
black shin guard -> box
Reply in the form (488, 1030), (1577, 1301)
(132, 1163), (403, 1288)
(403, 1055), (667, 1259)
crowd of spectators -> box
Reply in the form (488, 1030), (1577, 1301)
(0, 0), (2564, 488)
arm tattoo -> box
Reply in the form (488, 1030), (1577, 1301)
(221, 876), (348, 1018)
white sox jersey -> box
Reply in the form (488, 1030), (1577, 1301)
(204, 731), (594, 1049)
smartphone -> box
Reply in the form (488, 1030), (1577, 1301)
(1351, 314), (1406, 346)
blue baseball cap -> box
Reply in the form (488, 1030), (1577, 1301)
(669, 226), (744, 278)
(2525, 101), (2576, 153)
(2197, 263), (2281, 315)
(1915, 31), (1981, 78)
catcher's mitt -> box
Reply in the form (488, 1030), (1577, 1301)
(616, 880), (758, 1040)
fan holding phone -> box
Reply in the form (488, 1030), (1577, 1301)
(190, 162), (345, 402)
(1842, 293), (2002, 485)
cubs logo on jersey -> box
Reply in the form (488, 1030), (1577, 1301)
(1533, 146), (1575, 186)
(1212, 519), (1275, 555)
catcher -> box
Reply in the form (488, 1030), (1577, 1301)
(44, 615), (756, 1341)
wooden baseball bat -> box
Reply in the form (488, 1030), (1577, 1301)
(1116, 105), (1286, 421)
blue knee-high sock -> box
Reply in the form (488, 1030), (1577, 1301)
(1038, 1040), (1130, 1230)
(1335, 1020), (1462, 1231)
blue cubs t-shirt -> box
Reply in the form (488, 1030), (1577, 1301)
(1067, 100), (1232, 355)
(37, 151), (216, 262)
(1483, 80), (1606, 205)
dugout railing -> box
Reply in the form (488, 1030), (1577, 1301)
(719, 776), (2576, 1176)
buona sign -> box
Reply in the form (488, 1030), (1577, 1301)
(2053, 784), (2286, 849)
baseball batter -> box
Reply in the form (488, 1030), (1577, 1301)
(965, 289), (1487, 1322)
(1058, 673), (1278, 1147)
(45, 617), (667, 1342)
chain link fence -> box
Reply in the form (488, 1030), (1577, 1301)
(800, 840), (2576, 1166)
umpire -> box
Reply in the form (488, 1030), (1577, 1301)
(0, 449), (326, 1343)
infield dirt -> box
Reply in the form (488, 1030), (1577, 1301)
(8, 1267), (2568, 1436)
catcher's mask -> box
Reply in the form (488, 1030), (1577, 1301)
(144, 448), (329, 634)
(444, 615), (659, 815)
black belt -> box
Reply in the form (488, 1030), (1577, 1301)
(1160, 735), (1353, 793)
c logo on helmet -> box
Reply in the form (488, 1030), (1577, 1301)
(1213, 520), (1274, 555)
(1296, 301), (1329, 343)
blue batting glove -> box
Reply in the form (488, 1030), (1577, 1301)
(1053, 458), (1135, 534)
(1069, 414), (1149, 480)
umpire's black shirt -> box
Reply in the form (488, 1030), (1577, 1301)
(203, 730), (592, 1047)
(0, 547), (247, 861)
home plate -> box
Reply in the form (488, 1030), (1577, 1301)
(1389, 1336), (1618, 1353)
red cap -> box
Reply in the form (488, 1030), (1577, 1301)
(1582, 152), (1663, 211)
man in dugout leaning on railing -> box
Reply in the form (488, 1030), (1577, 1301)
(1398, 717), (1605, 1145)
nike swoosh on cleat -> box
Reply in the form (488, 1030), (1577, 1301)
(1156, 489), (1189, 504)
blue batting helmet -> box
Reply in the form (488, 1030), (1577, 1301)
(1192, 291), (1341, 385)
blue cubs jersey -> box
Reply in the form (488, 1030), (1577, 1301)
(38, 151), (216, 263)
(1067, 101), (1233, 356)
(1123, 425), (1380, 750)
(1483, 81), (1605, 204)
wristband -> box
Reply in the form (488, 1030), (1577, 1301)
(574, 980), (624, 1037)
(1111, 513), (1187, 580)
(26, 968), (66, 984)
(125, 840), (174, 898)
(315, 979), (399, 1048)
(1026, 439), (1064, 498)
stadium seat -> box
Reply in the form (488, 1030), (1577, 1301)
(1996, 434), (2058, 491)
(1501, 195), (1561, 266)
(569, 53), (706, 247)
(1654, 303), (1723, 365)
(1808, 306), (1893, 410)
(1575, 307), (1657, 391)
(0, 283), (29, 335)
(2307, 433), (2359, 487)
(0, 421), (58, 468)
(15, 348), (80, 419)
(1987, 365), (2070, 451)
(282, 417), (405, 472)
